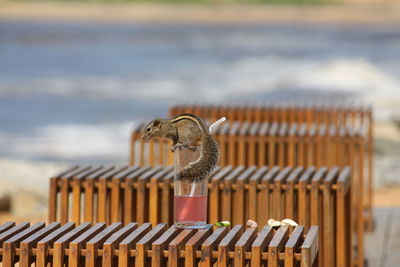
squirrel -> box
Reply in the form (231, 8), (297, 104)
(142, 113), (219, 183)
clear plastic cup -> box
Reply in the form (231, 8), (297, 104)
(173, 145), (208, 229)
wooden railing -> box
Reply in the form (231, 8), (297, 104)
(0, 221), (318, 267)
(168, 102), (374, 231)
(48, 165), (354, 267)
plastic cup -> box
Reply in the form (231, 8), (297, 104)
(173, 145), (208, 229)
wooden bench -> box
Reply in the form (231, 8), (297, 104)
(48, 165), (354, 267)
(0, 221), (319, 267)
(169, 102), (374, 231)
(130, 122), (365, 226)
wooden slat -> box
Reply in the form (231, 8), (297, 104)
(118, 223), (152, 267)
(251, 225), (274, 266)
(110, 166), (140, 223)
(84, 166), (116, 223)
(151, 225), (179, 266)
(98, 166), (129, 224)
(68, 223), (106, 267)
(85, 222), (122, 267)
(102, 223), (138, 267)
(217, 225), (243, 266)
(149, 167), (173, 226)
(137, 166), (163, 224)
(200, 227), (228, 267)
(123, 166), (152, 224)
(268, 226), (289, 267)
(51, 222), (90, 267)
(168, 229), (195, 267)
(48, 165), (79, 222)
(222, 166), (245, 221)
(209, 166), (233, 224)
(234, 227), (257, 267)
(284, 226), (304, 267)
(135, 223), (167, 266)
(301, 226), (319, 267)
(3, 222), (45, 266)
(185, 227), (212, 267)
(19, 222), (60, 267)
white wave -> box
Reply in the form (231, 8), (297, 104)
(1, 57), (399, 120)
(0, 122), (136, 162)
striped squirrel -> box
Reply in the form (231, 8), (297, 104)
(142, 113), (219, 183)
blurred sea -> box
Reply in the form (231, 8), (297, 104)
(0, 20), (400, 170)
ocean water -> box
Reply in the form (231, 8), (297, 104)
(1, 20), (400, 165)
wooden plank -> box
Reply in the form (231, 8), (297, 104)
(135, 223), (167, 267)
(151, 225), (179, 266)
(382, 208), (400, 267)
(209, 166), (233, 224)
(251, 225), (273, 266)
(336, 167), (351, 267)
(322, 167), (339, 267)
(123, 166), (151, 224)
(310, 167), (327, 267)
(72, 166), (104, 224)
(248, 167), (268, 222)
(0, 222), (15, 235)
(364, 208), (389, 267)
(258, 167), (280, 227)
(234, 227), (257, 267)
(48, 165), (79, 222)
(118, 223), (152, 267)
(285, 166), (304, 220)
(234, 166), (257, 225)
(68, 223), (106, 267)
(149, 167), (173, 226)
(169, 229), (195, 267)
(222, 166), (244, 221)
(273, 167), (292, 220)
(110, 166), (140, 223)
(185, 227), (212, 267)
(161, 171), (174, 225)
(84, 166), (116, 222)
(284, 226), (304, 267)
(298, 167), (316, 229)
(3, 222), (45, 266)
(85, 222), (122, 267)
(268, 226), (289, 267)
(217, 225), (243, 266)
(51, 222), (90, 267)
(200, 226), (228, 267)
(60, 166), (92, 223)
(98, 166), (128, 224)
(137, 166), (163, 224)
(19, 222), (60, 267)
(102, 223), (138, 267)
(301, 226), (319, 267)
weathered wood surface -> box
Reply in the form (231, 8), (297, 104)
(0, 222), (319, 267)
(365, 208), (400, 267)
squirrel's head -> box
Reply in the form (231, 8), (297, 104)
(142, 119), (163, 140)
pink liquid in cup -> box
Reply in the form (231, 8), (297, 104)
(174, 195), (207, 223)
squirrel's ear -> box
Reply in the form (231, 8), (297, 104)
(153, 120), (160, 127)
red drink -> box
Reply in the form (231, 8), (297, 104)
(174, 195), (207, 225)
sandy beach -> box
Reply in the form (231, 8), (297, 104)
(0, 1), (400, 24)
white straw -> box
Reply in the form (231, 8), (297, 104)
(209, 117), (226, 134)
(190, 183), (196, 196)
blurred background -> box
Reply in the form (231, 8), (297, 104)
(0, 0), (399, 220)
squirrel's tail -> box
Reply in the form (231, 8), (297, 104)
(176, 136), (219, 183)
